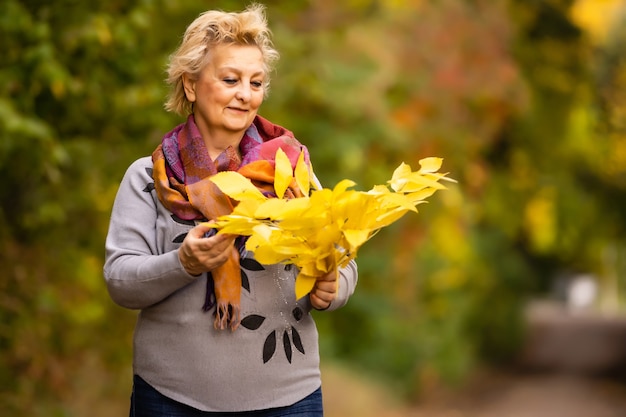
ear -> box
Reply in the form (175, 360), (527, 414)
(182, 73), (196, 102)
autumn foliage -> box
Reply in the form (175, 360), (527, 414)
(1, 0), (626, 415)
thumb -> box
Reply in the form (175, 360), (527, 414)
(190, 221), (218, 238)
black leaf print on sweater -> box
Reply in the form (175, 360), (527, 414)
(173, 233), (187, 243)
(171, 214), (196, 226)
(240, 256), (263, 293)
(241, 269), (250, 293)
(241, 314), (265, 330)
(292, 307), (303, 322)
(263, 330), (277, 363)
(291, 326), (305, 354)
(143, 168), (154, 192)
(283, 330), (292, 363)
(241, 258), (264, 271)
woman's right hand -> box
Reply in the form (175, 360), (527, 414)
(178, 223), (236, 276)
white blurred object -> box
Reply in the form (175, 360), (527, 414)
(567, 274), (597, 311)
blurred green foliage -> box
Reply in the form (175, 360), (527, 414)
(1, 0), (626, 414)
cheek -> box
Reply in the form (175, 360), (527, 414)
(210, 88), (231, 105)
(251, 93), (265, 109)
(198, 82), (229, 104)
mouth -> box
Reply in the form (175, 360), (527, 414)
(227, 107), (248, 113)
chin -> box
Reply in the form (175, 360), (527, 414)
(226, 124), (249, 133)
(226, 119), (254, 132)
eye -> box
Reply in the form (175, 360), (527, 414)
(223, 78), (237, 85)
(251, 81), (263, 88)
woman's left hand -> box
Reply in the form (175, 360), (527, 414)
(309, 270), (338, 310)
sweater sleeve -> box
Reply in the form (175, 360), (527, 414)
(103, 157), (198, 310)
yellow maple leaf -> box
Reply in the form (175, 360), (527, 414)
(294, 151), (310, 196)
(209, 171), (266, 201)
(418, 157), (443, 173)
(295, 273), (318, 300)
(274, 147), (293, 199)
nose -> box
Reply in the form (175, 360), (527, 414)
(236, 83), (251, 103)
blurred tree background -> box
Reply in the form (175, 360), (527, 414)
(1, 0), (625, 415)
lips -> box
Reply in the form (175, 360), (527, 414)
(227, 107), (248, 113)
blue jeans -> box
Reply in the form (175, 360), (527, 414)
(129, 375), (324, 417)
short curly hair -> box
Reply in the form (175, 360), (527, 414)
(164, 3), (280, 116)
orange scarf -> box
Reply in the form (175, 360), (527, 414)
(152, 114), (309, 330)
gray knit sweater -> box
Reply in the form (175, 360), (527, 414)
(104, 156), (358, 412)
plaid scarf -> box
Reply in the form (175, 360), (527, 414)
(152, 114), (310, 330)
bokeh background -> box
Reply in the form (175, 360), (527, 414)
(2, 0), (626, 415)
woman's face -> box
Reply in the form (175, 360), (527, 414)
(183, 44), (266, 143)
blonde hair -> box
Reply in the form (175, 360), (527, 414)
(164, 3), (279, 115)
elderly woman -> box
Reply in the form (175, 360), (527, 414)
(104, 4), (358, 417)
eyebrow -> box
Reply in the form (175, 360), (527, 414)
(220, 66), (265, 77)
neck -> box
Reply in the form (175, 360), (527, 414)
(205, 136), (242, 160)
(196, 123), (246, 161)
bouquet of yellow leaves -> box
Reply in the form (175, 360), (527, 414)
(208, 149), (455, 299)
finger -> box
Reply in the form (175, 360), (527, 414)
(313, 291), (334, 304)
(204, 233), (236, 252)
(188, 222), (216, 239)
(310, 291), (335, 310)
(315, 279), (335, 291)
